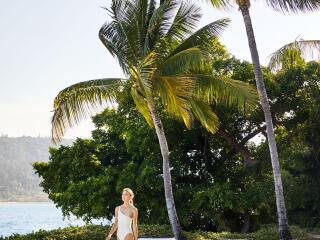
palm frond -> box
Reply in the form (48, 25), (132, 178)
(147, 0), (178, 46)
(158, 47), (205, 76)
(136, 0), (150, 52)
(266, 0), (320, 13)
(190, 100), (220, 133)
(154, 75), (196, 128)
(268, 39), (320, 71)
(51, 78), (126, 144)
(193, 74), (259, 112)
(100, 0), (141, 68)
(99, 23), (131, 74)
(203, 0), (233, 9)
(169, 18), (230, 57)
(165, 1), (202, 41)
(143, 0), (157, 54)
(132, 50), (158, 97)
(130, 88), (154, 127)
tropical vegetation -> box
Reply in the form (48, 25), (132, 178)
(34, 51), (320, 234)
(48, 1), (258, 239)
(202, 0), (320, 239)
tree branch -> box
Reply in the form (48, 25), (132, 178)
(241, 125), (266, 144)
(217, 128), (258, 167)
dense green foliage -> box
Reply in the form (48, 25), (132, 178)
(271, 62), (320, 228)
(33, 56), (320, 232)
(0, 224), (311, 240)
(0, 136), (72, 201)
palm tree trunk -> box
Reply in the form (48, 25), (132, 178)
(147, 98), (185, 240)
(239, 4), (292, 240)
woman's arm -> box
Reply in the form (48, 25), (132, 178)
(106, 207), (119, 239)
(132, 208), (138, 240)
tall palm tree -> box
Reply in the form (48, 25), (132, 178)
(50, 1), (258, 239)
(268, 39), (320, 71)
(203, 0), (320, 239)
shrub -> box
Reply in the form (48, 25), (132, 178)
(0, 224), (311, 240)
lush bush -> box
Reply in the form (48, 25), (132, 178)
(0, 224), (311, 240)
(250, 225), (310, 240)
(184, 224), (310, 240)
(0, 224), (173, 240)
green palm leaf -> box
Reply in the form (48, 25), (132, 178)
(99, 23), (131, 74)
(147, 0), (178, 43)
(266, 0), (320, 13)
(142, 0), (157, 54)
(130, 88), (154, 127)
(158, 47), (205, 76)
(166, 1), (202, 41)
(268, 39), (320, 71)
(51, 78), (125, 144)
(169, 18), (230, 57)
(154, 75), (196, 128)
(136, 0), (149, 51)
(204, 0), (233, 9)
(190, 99), (220, 133)
(193, 74), (259, 112)
(100, 0), (141, 69)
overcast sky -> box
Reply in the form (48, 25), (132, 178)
(0, 0), (319, 139)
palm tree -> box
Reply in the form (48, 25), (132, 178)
(268, 39), (320, 71)
(203, 0), (320, 239)
(50, 1), (258, 239)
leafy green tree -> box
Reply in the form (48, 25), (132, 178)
(49, 1), (257, 238)
(270, 62), (320, 228)
(34, 91), (271, 231)
(202, 0), (320, 239)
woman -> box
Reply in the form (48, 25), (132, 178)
(106, 188), (139, 240)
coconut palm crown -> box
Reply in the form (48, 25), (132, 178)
(51, 0), (258, 143)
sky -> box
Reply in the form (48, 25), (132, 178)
(0, 0), (319, 139)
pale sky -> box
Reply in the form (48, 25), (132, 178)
(0, 0), (319, 139)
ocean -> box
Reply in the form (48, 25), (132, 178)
(0, 202), (111, 237)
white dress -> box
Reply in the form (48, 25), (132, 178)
(117, 207), (133, 240)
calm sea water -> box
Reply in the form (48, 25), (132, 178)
(0, 202), (111, 237)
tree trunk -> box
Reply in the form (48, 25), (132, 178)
(241, 211), (251, 233)
(239, 4), (292, 240)
(147, 98), (185, 240)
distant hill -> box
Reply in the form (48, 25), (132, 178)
(0, 136), (74, 202)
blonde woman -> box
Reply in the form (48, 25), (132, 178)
(106, 188), (138, 240)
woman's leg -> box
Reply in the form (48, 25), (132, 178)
(124, 233), (134, 240)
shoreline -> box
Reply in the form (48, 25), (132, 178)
(0, 201), (52, 204)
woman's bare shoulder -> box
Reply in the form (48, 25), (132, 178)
(131, 206), (138, 212)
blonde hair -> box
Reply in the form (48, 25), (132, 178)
(123, 187), (135, 206)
